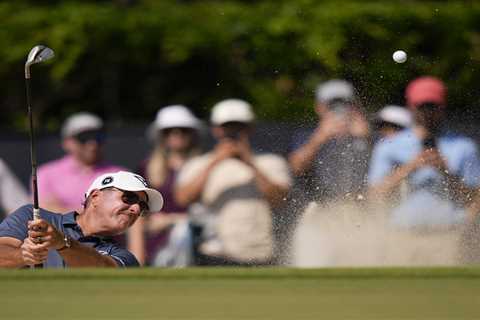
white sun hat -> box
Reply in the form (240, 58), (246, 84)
(61, 112), (104, 138)
(85, 171), (164, 212)
(376, 105), (412, 128)
(210, 99), (255, 125)
(315, 79), (355, 104)
(154, 105), (200, 130)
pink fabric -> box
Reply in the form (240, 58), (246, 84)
(37, 155), (126, 211)
(405, 76), (447, 108)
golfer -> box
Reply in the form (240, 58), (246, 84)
(0, 171), (163, 268)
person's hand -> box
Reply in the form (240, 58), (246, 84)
(211, 139), (238, 164)
(20, 237), (49, 266)
(235, 135), (254, 166)
(27, 219), (65, 251)
(413, 148), (448, 172)
(312, 111), (349, 144)
(348, 109), (370, 138)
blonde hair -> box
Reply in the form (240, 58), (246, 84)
(145, 137), (201, 189)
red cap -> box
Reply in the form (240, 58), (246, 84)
(405, 76), (447, 109)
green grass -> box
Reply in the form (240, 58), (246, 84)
(1, 267), (479, 320)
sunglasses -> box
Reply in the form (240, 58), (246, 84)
(74, 130), (106, 144)
(105, 188), (150, 216)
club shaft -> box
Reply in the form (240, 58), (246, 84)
(25, 78), (40, 217)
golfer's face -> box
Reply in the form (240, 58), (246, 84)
(98, 188), (147, 234)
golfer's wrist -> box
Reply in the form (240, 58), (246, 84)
(55, 233), (70, 251)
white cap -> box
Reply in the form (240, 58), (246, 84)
(85, 171), (164, 212)
(315, 79), (355, 104)
(154, 105), (200, 130)
(377, 105), (412, 128)
(210, 99), (255, 125)
(61, 112), (103, 138)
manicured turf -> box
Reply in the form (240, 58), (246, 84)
(1, 267), (479, 320)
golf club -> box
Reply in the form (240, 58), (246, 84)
(24, 45), (54, 223)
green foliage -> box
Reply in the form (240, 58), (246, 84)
(1, 0), (480, 131)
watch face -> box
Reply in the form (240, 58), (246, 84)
(65, 236), (72, 248)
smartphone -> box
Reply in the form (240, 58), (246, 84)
(225, 131), (240, 141)
(423, 137), (436, 149)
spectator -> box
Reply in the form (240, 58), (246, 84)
(373, 105), (412, 140)
(0, 170), (163, 268)
(0, 158), (29, 217)
(37, 112), (126, 213)
(128, 105), (202, 266)
(368, 76), (480, 227)
(175, 99), (291, 265)
(290, 79), (371, 267)
(289, 79), (370, 204)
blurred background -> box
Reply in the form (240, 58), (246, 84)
(2, 0), (480, 183)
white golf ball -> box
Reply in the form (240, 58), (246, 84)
(393, 50), (407, 63)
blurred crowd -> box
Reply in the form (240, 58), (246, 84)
(2, 75), (480, 267)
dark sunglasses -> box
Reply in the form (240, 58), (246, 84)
(74, 130), (106, 144)
(106, 188), (150, 215)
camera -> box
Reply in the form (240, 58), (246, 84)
(423, 137), (436, 149)
(224, 131), (240, 141)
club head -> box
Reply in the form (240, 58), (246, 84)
(25, 45), (55, 79)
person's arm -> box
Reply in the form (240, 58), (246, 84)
(0, 237), (47, 268)
(236, 138), (290, 207)
(28, 219), (117, 267)
(368, 159), (419, 201)
(55, 238), (118, 267)
(175, 142), (236, 207)
(175, 160), (218, 207)
(127, 218), (145, 265)
(249, 165), (289, 207)
(289, 113), (348, 176)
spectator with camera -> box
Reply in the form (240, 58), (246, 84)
(289, 79), (370, 205)
(175, 99), (291, 266)
(289, 79), (371, 266)
(37, 112), (125, 213)
(368, 76), (480, 228)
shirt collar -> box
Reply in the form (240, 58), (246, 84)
(62, 211), (78, 226)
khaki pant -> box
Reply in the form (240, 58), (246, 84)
(291, 201), (462, 267)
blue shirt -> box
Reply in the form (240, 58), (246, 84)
(368, 129), (480, 227)
(0, 205), (139, 268)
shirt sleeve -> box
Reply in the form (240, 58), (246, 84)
(368, 141), (394, 185)
(0, 205), (32, 240)
(175, 156), (208, 188)
(255, 155), (292, 187)
(0, 159), (29, 214)
(97, 242), (140, 268)
(288, 129), (312, 153)
(459, 140), (480, 187)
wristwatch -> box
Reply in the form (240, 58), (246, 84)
(57, 234), (72, 252)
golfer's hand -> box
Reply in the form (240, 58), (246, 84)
(28, 219), (65, 251)
(20, 237), (48, 266)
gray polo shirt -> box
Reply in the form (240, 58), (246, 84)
(0, 205), (139, 268)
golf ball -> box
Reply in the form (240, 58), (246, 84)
(393, 50), (407, 63)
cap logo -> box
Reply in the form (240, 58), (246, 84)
(133, 174), (148, 187)
(102, 176), (113, 185)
